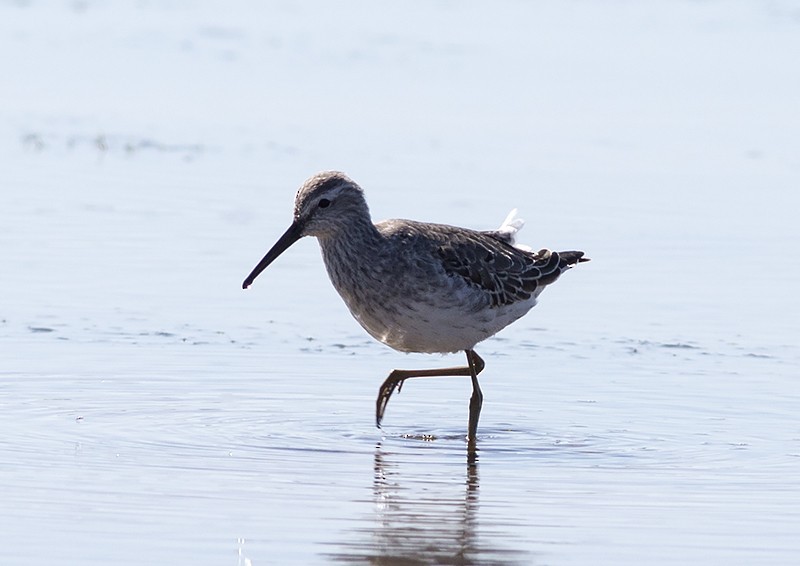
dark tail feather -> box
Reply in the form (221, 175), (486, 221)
(558, 250), (590, 267)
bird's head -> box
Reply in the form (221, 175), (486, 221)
(242, 171), (370, 289)
(291, 171), (369, 238)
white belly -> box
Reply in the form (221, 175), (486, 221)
(344, 287), (538, 354)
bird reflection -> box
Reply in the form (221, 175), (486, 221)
(327, 443), (526, 565)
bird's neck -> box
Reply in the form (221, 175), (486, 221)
(318, 218), (382, 280)
(320, 216), (381, 252)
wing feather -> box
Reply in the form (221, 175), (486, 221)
(377, 219), (588, 309)
(436, 229), (584, 307)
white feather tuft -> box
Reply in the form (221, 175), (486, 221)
(496, 209), (533, 252)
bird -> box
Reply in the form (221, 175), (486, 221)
(242, 171), (588, 453)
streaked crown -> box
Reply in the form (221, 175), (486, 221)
(293, 171), (372, 238)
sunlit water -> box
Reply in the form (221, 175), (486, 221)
(2, 1), (799, 564)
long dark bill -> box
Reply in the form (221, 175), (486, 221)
(242, 221), (304, 289)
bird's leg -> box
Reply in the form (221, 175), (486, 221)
(376, 351), (486, 429)
(466, 349), (484, 455)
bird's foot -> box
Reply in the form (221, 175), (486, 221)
(376, 374), (405, 428)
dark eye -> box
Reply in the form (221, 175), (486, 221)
(318, 199), (331, 208)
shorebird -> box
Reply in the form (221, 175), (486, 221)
(242, 171), (588, 452)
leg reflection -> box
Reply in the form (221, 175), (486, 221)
(370, 443), (480, 563)
(325, 443), (527, 564)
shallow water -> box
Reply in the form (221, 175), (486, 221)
(2, 1), (800, 564)
(3, 330), (798, 564)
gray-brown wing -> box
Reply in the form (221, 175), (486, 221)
(436, 229), (573, 307)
